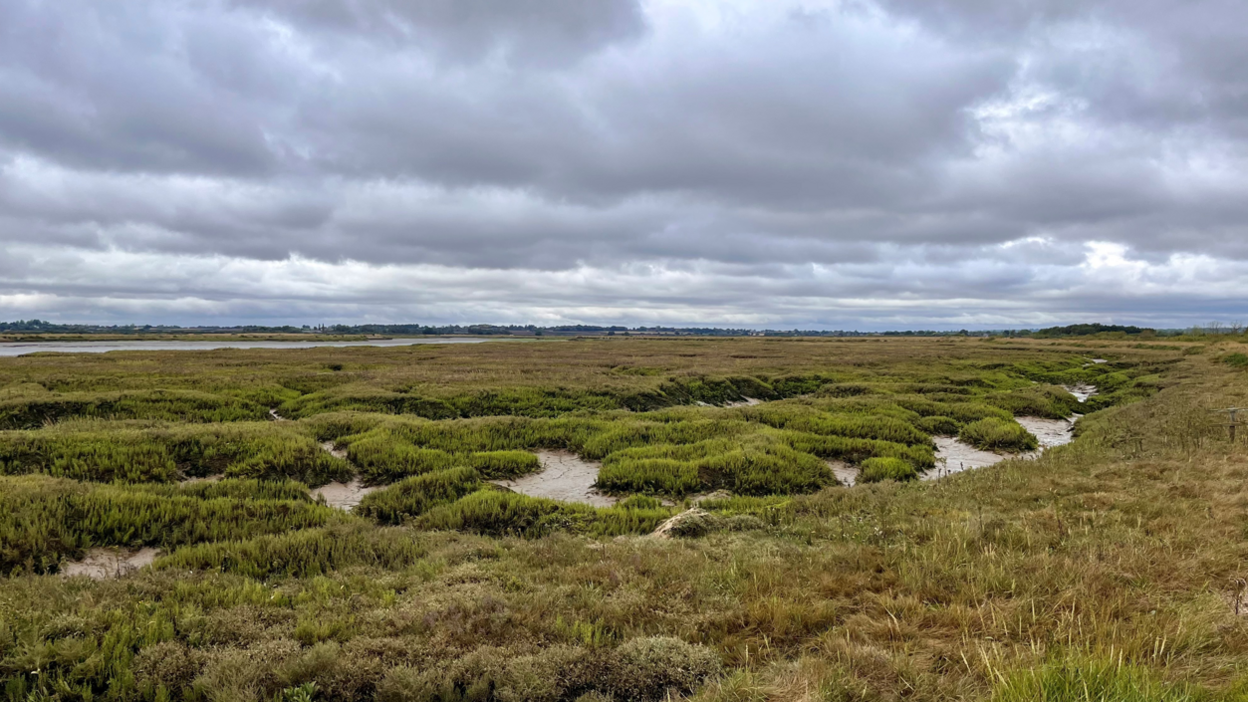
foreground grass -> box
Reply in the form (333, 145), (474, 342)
(2, 338), (1248, 701)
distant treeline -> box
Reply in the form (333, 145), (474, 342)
(1031, 323), (1151, 337)
(5, 318), (1240, 338)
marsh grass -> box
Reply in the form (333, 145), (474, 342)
(960, 417), (1041, 452)
(415, 490), (673, 538)
(355, 468), (483, 525)
(990, 653), (1215, 702)
(0, 475), (347, 574)
(1, 336), (1228, 702)
(857, 456), (918, 482)
(0, 421), (351, 486)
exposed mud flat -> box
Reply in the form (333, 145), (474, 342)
(927, 415), (1078, 480)
(269, 408), (288, 422)
(62, 547), (159, 579)
(320, 441), (348, 459)
(1016, 416), (1077, 450)
(827, 460), (859, 487)
(1064, 384), (1099, 402)
(313, 480), (376, 511)
(491, 450), (617, 507)
(925, 437), (1012, 480)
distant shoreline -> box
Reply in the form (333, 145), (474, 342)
(0, 336), (538, 357)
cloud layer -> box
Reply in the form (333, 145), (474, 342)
(1, 0), (1245, 328)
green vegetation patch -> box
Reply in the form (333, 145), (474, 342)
(356, 467), (484, 525)
(0, 475), (347, 575)
(0, 421), (352, 486)
(416, 490), (673, 538)
(858, 456), (919, 483)
(1220, 352), (1248, 369)
(959, 418), (1040, 452)
(992, 655), (1213, 702)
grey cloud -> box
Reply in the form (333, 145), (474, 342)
(230, 0), (647, 66)
(1, 0), (1247, 328)
(879, 0), (1248, 134)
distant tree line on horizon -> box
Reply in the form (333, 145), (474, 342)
(2, 318), (1243, 339)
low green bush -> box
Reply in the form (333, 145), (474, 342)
(915, 415), (961, 435)
(133, 478), (314, 502)
(959, 418), (1039, 452)
(154, 524), (425, 578)
(356, 467), (483, 525)
(597, 458), (700, 496)
(1222, 352), (1248, 368)
(858, 457), (918, 483)
(464, 450), (541, 479)
(416, 490), (671, 538)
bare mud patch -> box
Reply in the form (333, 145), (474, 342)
(491, 450), (617, 507)
(1016, 416), (1076, 450)
(827, 460), (859, 487)
(926, 437), (1009, 480)
(308, 438), (375, 510)
(320, 441), (348, 459)
(269, 408), (288, 422)
(313, 480), (376, 511)
(62, 547), (159, 579)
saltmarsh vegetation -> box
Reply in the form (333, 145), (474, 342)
(959, 417), (1041, 452)
(856, 456), (918, 483)
(4, 335), (1239, 701)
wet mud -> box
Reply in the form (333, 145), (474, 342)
(491, 450), (617, 507)
(62, 548), (159, 579)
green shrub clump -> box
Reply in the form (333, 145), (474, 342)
(959, 418), (1039, 452)
(464, 450), (541, 479)
(416, 490), (671, 538)
(355, 467), (483, 525)
(915, 415), (962, 435)
(1221, 352), (1248, 369)
(858, 457), (919, 483)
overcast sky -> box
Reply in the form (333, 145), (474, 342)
(1, 0), (1245, 330)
